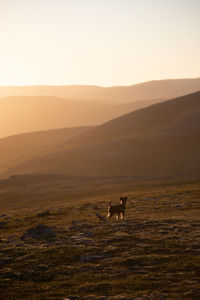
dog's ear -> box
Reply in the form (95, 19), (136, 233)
(120, 197), (123, 200)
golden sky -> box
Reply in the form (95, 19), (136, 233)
(0, 0), (200, 86)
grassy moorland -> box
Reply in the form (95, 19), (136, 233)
(0, 176), (200, 299)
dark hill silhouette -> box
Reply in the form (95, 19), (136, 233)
(1, 91), (200, 179)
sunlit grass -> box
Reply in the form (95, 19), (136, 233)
(0, 179), (200, 299)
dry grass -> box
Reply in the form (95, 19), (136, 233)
(0, 177), (200, 299)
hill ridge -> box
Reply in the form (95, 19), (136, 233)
(1, 90), (200, 179)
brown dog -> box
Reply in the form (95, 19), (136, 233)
(107, 196), (128, 219)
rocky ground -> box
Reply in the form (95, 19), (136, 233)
(0, 181), (200, 299)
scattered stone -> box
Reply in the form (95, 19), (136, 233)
(83, 230), (93, 237)
(0, 221), (7, 226)
(70, 220), (81, 231)
(93, 205), (99, 210)
(0, 221), (7, 228)
(21, 224), (56, 240)
(37, 210), (51, 217)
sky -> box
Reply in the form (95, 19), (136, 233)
(0, 0), (200, 86)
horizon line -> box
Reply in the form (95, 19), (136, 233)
(0, 77), (200, 89)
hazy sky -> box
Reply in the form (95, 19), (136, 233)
(0, 0), (200, 86)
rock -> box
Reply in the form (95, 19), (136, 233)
(70, 220), (81, 231)
(37, 210), (51, 217)
(0, 221), (7, 226)
(0, 221), (7, 229)
(21, 224), (56, 240)
(83, 230), (93, 237)
(92, 205), (99, 210)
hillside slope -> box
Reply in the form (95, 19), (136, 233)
(0, 96), (166, 139)
(1, 78), (200, 139)
(0, 96), (109, 138)
(1, 91), (200, 179)
(0, 127), (90, 176)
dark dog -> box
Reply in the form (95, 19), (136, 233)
(107, 196), (128, 219)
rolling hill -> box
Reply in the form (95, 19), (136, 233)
(0, 96), (108, 138)
(1, 78), (200, 139)
(0, 91), (200, 179)
(0, 78), (200, 102)
(0, 126), (91, 176)
(0, 96), (164, 139)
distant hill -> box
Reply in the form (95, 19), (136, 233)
(0, 78), (200, 102)
(0, 95), (166, 139)
(0, 77), (200, 139)
(1, 91), (200, 179)
(0, 96), (108, 138)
